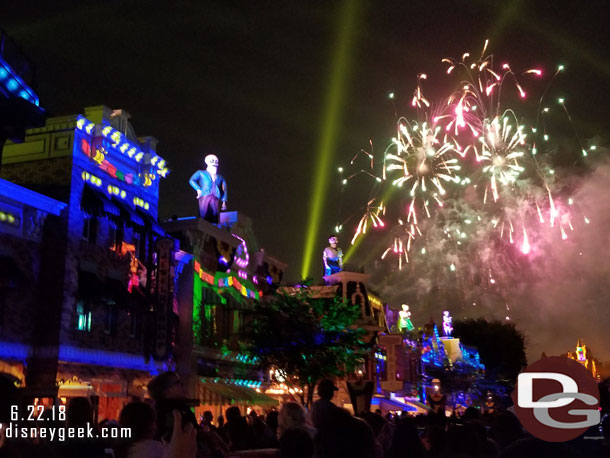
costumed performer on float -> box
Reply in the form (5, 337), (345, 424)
(398, 304), (415, 332)
(442, 310), (453, 337)
(189, 154), (227, 224)
(322, 236), (343, 276)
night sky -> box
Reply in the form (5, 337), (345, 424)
(4, 1), (610, 359)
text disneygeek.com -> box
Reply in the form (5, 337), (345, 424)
(1, 422), (131, 442)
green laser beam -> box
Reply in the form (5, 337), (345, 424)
(301, 0), (362, 278)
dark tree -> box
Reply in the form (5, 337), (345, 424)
(244, 282), (369, 406)
(453, 318), (527, 383)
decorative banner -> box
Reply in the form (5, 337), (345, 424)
(193, 261), (262, 300)
(154, 238), (174, 359)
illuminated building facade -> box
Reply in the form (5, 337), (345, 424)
(1, 105), (172, 420)
(165, 212), (285, 418)
(0, 178), (66, 388)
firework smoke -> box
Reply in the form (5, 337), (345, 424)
(339, 43), (609, 361)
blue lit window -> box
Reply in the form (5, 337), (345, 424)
(76, 301), (91, 332)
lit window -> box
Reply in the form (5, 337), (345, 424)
(76, 301), (91, 332)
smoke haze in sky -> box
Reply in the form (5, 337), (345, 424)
(368, 155), (610, 364)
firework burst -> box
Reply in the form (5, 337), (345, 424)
(339, 41), (593, 274)
(385, 118), (462, 221)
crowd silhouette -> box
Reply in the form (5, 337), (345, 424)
(1, 373), (609, 457)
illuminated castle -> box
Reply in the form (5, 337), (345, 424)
(564, 339), (601, 379)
